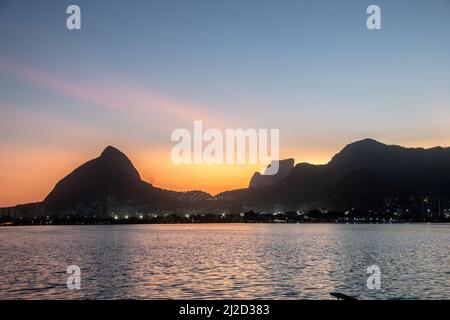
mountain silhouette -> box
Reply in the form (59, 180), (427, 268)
(219, 139), (450, 211)
(43, 146), (153, 210)
(41, 146), (214, 213)
(249, 159), (294, 188)
(2, 139), (450, 216)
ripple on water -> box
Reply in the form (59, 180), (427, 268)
(0, 224), (449, 299)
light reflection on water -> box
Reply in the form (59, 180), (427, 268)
(0, 223), (449, 299)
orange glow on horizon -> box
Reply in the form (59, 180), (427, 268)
(1, 139), (450, 208)
(0, 143), (333, 207)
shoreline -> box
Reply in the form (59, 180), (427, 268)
(1, 221), (449, 227)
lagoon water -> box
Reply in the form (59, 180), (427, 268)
(0, 223), (449, 299)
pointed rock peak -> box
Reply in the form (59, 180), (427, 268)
(262, 158), (295, 173)
(249, 158), (295, 188)
(43, 145), (145, 210)
(100, 146), (127, 158)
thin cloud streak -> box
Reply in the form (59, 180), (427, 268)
(0, 55), (217, 125)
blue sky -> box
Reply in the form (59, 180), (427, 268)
(1, 0), (450, 204)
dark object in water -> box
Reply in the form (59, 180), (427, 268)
(330, 292), (358, 300)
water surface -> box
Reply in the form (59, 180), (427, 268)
(0, 223), (449, 299)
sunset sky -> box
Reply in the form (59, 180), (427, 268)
(1, 0), (450, 207)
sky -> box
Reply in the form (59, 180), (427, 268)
(1, 0), (450, 207)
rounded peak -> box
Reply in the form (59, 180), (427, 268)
(348, 138), (384, 147)
(338, 139), (387, 155)
(329, 139), (391, 167)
